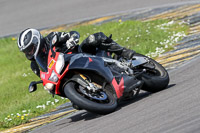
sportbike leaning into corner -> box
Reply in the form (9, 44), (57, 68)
(17, 28), (169, 114)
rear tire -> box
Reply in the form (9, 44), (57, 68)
(135, 54), (169, 92)
(64, 82), (117, 114)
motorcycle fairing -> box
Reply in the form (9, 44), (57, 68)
(112, 77), (125, 98)
(111, 75), (139, 98)
(40, 52), (132, 99)
(66, 53), (128, 98)
(131, 56), (148, 67)
(66, 53), (114, 82)
(40, 51), (70, 95)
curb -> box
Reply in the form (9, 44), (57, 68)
(149, 4), (200, 70)
(2, 109), (76, 133)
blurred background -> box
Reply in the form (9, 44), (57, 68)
(0, 0), (194, 37)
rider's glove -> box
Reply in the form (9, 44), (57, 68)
(70, 33), (79, 43)
(66, 38), (76, 50)
(52, 34), (58, 46)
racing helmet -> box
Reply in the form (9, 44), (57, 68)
(17, 28), (43, 60)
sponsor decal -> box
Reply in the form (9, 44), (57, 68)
(88, 57), (93, 62)
(48, 59), (55, 69)
(41, 73), (45, 79)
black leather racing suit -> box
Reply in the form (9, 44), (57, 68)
(31, 31), (135, 77)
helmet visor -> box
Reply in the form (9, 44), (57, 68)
(23, 36), (39, 59)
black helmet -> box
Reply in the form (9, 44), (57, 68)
(18, 28), (43, 60)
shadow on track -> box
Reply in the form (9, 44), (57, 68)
(117, 83), (176, 109)
(61, 84), (176, 123)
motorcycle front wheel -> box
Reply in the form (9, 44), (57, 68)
(64, 81), (117, 114)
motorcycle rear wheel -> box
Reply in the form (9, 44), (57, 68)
(64, 82), (117, 114)
(135, 53), (169, 92)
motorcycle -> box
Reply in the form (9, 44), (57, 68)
(29, 35), (169, 114)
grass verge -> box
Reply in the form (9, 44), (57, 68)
(0, 19), (189, 131)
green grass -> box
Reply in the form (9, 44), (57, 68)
(71, 20), (188, 56)
(0, 38), (68, 130)
(0, 19), (189, 131)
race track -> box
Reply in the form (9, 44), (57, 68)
(0, 0), (197, 37)
(1, 0), (200, 133)
(31, 56), (200, 133)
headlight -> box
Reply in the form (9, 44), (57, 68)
(49, 70), (58, 82)
(56, 53), (65, 74)
(44, 83), (54, 91)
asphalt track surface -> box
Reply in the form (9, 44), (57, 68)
(0, 0), (198, 37)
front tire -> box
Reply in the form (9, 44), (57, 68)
(64, 82), (117, 114)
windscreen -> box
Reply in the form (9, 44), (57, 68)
(35, 47), (48, 72)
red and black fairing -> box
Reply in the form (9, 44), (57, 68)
(39, 51), (70, 95)
(38, 49), (132, 99)
(66, 53), (113, 81)
(67, 53), (140, 98)
(65, 53), (135, 99)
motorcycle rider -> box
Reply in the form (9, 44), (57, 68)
(17, 28), (135, 76)
(17, 28), (139, 97)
